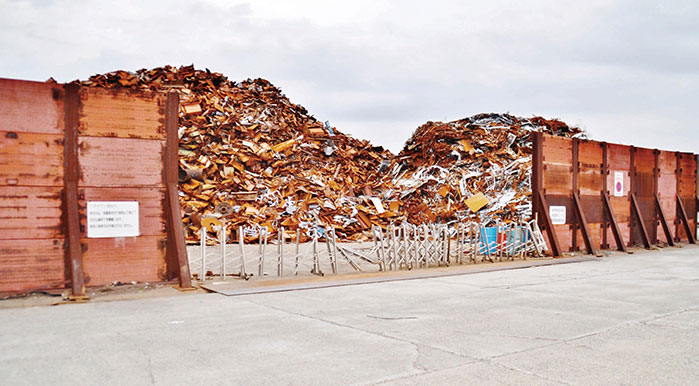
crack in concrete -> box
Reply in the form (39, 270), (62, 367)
(489, 360), (572, 385)
(242, 298), (478, 380)
(488, 306), (699, 362)
(146, 355), (156, 385)
(243, 298), (579, 385)
(451, 329), (562, 343)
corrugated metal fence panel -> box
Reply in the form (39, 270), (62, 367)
(657, 151), (676, 242)
(678, 152), (696, 240)
(79, 88), (166, 139)
(0, 132), (64, 186)
(76, 88), (168, 286)
(0, 78), (64, 134)
(538, 134), (697, 254)
(577, 140), (604, 249)
(0, 186), (63, 240)
(633, 147), (656, 244)
(78, 136), (164, 187)
(606, 143), (632, 248)
(0, 79), (65, 293)
(0, 239), (65, 291)
(81, 236), (167, 286)
(542, 135), (573, 251)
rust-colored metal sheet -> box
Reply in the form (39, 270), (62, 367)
(79, 88), (165, 139)
(634, 148), (655, 197)
(607, 143), (631, 170)
(552, 225), (573, 252)
(0, 238), (65, 293)
(0, 186), (63, 239)
(678, 153), (696, 198)
(0, 131), (64, 186)
(0, 78), (64, 134)
(576, 222), (603, 252)
(78, 136), (165, 187)
(543, 164), (572, 195)
(677, 153), (696, 240)
(78, 187), (166, 237)
(605, 144), (632, 247)
(81, 236), (168, 286)
(577, 140), (603, 195)
(542, 135), (573, 165)
(657, 151), (677, 240)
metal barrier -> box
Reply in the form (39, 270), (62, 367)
(189, 223), (362, 280)
(188, 219), (548, 280)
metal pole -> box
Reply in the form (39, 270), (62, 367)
(258, 226), (265, 277)
(278, 227), (284, 276)
(295, 229), (300, 275)
(200, 227), (206, 280)
(239, 226), (246, 278)
(220, 223), (226, 277)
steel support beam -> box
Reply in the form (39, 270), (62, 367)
(572, 192), (596, 255)
(630, 193), (651, 249)
(654, 194), (674, 246)
(63, 84), (85, 296)
(164, 91), (193, 288)
(537, 190), (562, 257)
(602, 192), (626, 252)
(677, 195), (696, 244)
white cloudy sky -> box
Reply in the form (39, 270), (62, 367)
(2, 0), (698, 154)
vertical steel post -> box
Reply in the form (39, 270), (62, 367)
(278, 227), (284, 277)
(630, 146), (636, 246)
(63, 84), (85, 297)
(295, 229), (300, 275)
(239, 226), (246, 277)
(164, 91), (192, 288)
(572, 139), (579, 251)
(220, 223), (226, 277)
(601, 142), (609, 249)
(200, 227), (206, 279)
(675, 152), (681, 242)
(652, 149), (660, 244)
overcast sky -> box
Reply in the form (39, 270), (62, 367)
(2, 0), (697, 154)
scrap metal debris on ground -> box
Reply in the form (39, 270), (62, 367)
(80, 66), (585, 243)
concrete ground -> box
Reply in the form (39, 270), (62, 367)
(0, 246), (697, 385)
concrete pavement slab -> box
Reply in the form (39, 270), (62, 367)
(0, 245), (696, 385)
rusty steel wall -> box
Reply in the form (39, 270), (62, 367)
(533, 132), (697, 255)
(76, 87), (169, 286)
(0, 78), (189, 294)
(0, 78), (67, 292)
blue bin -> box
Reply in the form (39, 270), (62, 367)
(479, 227), (497, 254)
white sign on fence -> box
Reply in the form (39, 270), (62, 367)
(549, 205), (566, 225)
(87, 201), (140, 238)
(613, 171), (624, 197)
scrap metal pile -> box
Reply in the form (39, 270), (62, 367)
(377, 114), (584, 226)
(81, 65), (393, 242)
(81, 66), (584, 243)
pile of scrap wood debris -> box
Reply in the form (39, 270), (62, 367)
(80, 65), (584, 243)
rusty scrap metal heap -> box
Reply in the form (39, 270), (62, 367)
(81, 66), (584, 243)
(81, 65), (394, 242)
(376, 114), (585, 226)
